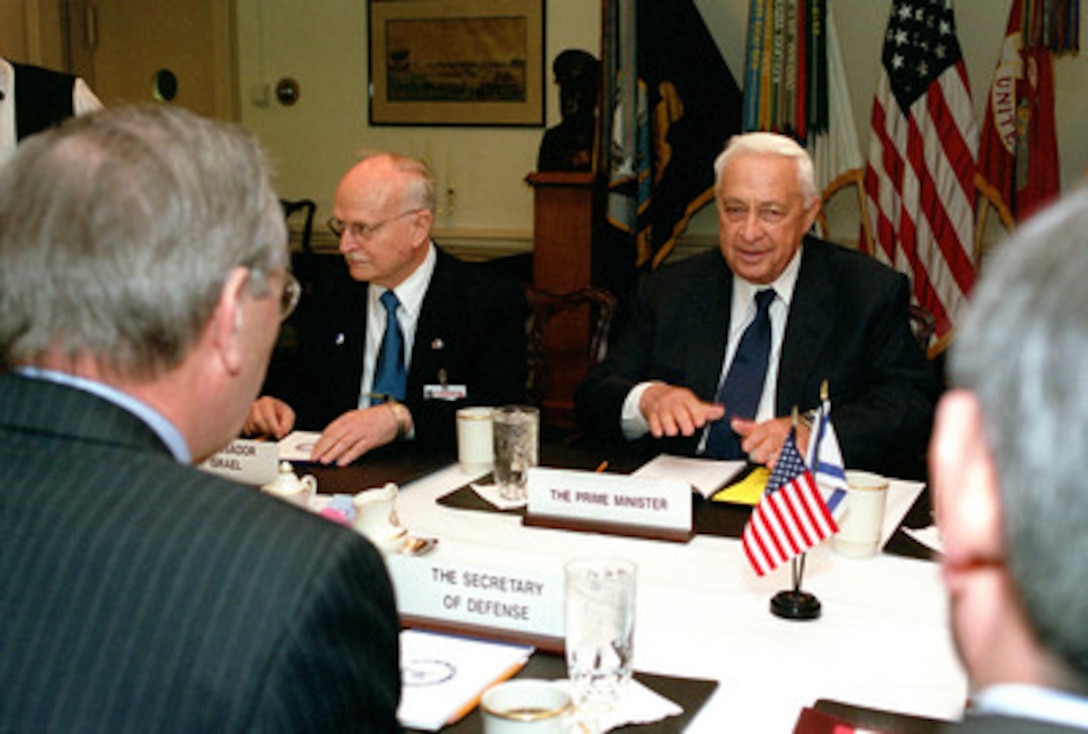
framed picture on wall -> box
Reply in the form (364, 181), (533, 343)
(368, 0), (545, 126)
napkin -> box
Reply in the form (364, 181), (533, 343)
(565, 679), (683, 732)
(470, 482), (528, 510)
(278, 430), (322, 462)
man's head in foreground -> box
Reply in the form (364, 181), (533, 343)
(0, 104), (291, 462)
(932, 187), (1088, 695)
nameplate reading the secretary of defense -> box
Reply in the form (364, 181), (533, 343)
(526, 467), (692, 533)
(386, 555), (564, 639)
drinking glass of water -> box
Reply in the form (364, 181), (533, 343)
(564, 557), (636, 731)
(491, 405), (539, 502)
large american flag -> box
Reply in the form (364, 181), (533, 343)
(742, 431), (837, 577)
(862, 0), (978, 351)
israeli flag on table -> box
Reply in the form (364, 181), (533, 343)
(804, 396), (848, 520)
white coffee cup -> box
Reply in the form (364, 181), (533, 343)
(480, 679), (572, 734)
(832, 470), (890, 559)
(456, 406), (494, 474)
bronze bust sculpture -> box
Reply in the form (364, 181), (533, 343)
(537, 49), (600, 172)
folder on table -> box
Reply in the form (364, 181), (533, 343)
(397, 629), (534, 731)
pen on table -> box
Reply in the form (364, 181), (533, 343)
(594, 460), (609, 473)
(446, 659), (526, 725)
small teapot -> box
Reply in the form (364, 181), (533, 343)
(352, 482), (408, 553)
(261, 461), (317, 509)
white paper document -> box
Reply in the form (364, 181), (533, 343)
(881, 479), (927, 549)
(397, 629), (534, 731)
(903, 524), (944, 554)
(277, 430), (322, 463)
(632, 455), (747, 498)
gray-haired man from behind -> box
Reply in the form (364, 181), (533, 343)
(932, 187), (1088, 732)
(0, 105), (401, 732)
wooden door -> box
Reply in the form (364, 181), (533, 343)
(65, 0), (236, 120)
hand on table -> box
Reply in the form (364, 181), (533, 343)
(244, 396), (296, 439)
(731, 416), (811, 470)
(639, 384), (726, 438)
(310, 405), (403, 467)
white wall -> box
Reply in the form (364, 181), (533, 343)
(235, 0), (1088, 256)
(236, 0), (600, 255)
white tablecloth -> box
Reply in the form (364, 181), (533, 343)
(391, 464), (968, 733)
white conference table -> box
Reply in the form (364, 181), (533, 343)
(379, 462), (968, 733)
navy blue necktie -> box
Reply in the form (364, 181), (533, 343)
(706, 288), (775, 459)
(372, 290), (406, 403)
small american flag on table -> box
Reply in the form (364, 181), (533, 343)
(742, 430), (837, 577)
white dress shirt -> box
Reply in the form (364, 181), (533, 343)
(971, 684), (1088, 729)
(358, 241), (437, 408)
(620, 247), (803, 449)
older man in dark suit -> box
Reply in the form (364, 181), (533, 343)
(932, 189), (1088, 733)
(576, 132), (938, 478)
(0, 105), (400, 732)
(248, 151), (528, 465)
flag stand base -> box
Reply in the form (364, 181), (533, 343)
(770, 590), (821, 620)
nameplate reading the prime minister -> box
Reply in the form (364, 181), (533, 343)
(386, 555), (564, 639)
(199, 439), (279, 486)
(527, 467), (692, 533)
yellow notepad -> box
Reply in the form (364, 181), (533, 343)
(711, 465), (769, 506)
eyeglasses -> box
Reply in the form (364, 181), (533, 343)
(279, 271), (301, 322)
(327, 208), (423, 243)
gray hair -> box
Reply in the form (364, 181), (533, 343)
(356, 150), (436, 214)
(950, 186), (1088, 677)
(0, 104), (287, 378)
(713, 131), (818, 203)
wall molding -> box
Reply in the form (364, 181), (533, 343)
(296, 227), (532, 262)
(291, 225), (722, 264)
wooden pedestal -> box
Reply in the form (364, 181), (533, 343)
(525, 171), (600, 428)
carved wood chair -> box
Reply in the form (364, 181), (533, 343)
(525, 286), (618, 410)
(908, 304), (937, 354)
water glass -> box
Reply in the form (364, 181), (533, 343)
(564, 557), (636, 723)
(492, 405), (539, 501)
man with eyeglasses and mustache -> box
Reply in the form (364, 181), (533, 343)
(576, 132), (939, 479)
(247, 151), (528, 465)
(0, 106), (401, 732)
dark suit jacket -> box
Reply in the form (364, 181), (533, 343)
(11, 61), (76, 141)
(0, 374), (402, 733)
(575, 237), (940, 478)
(267, 245), (528, 455)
